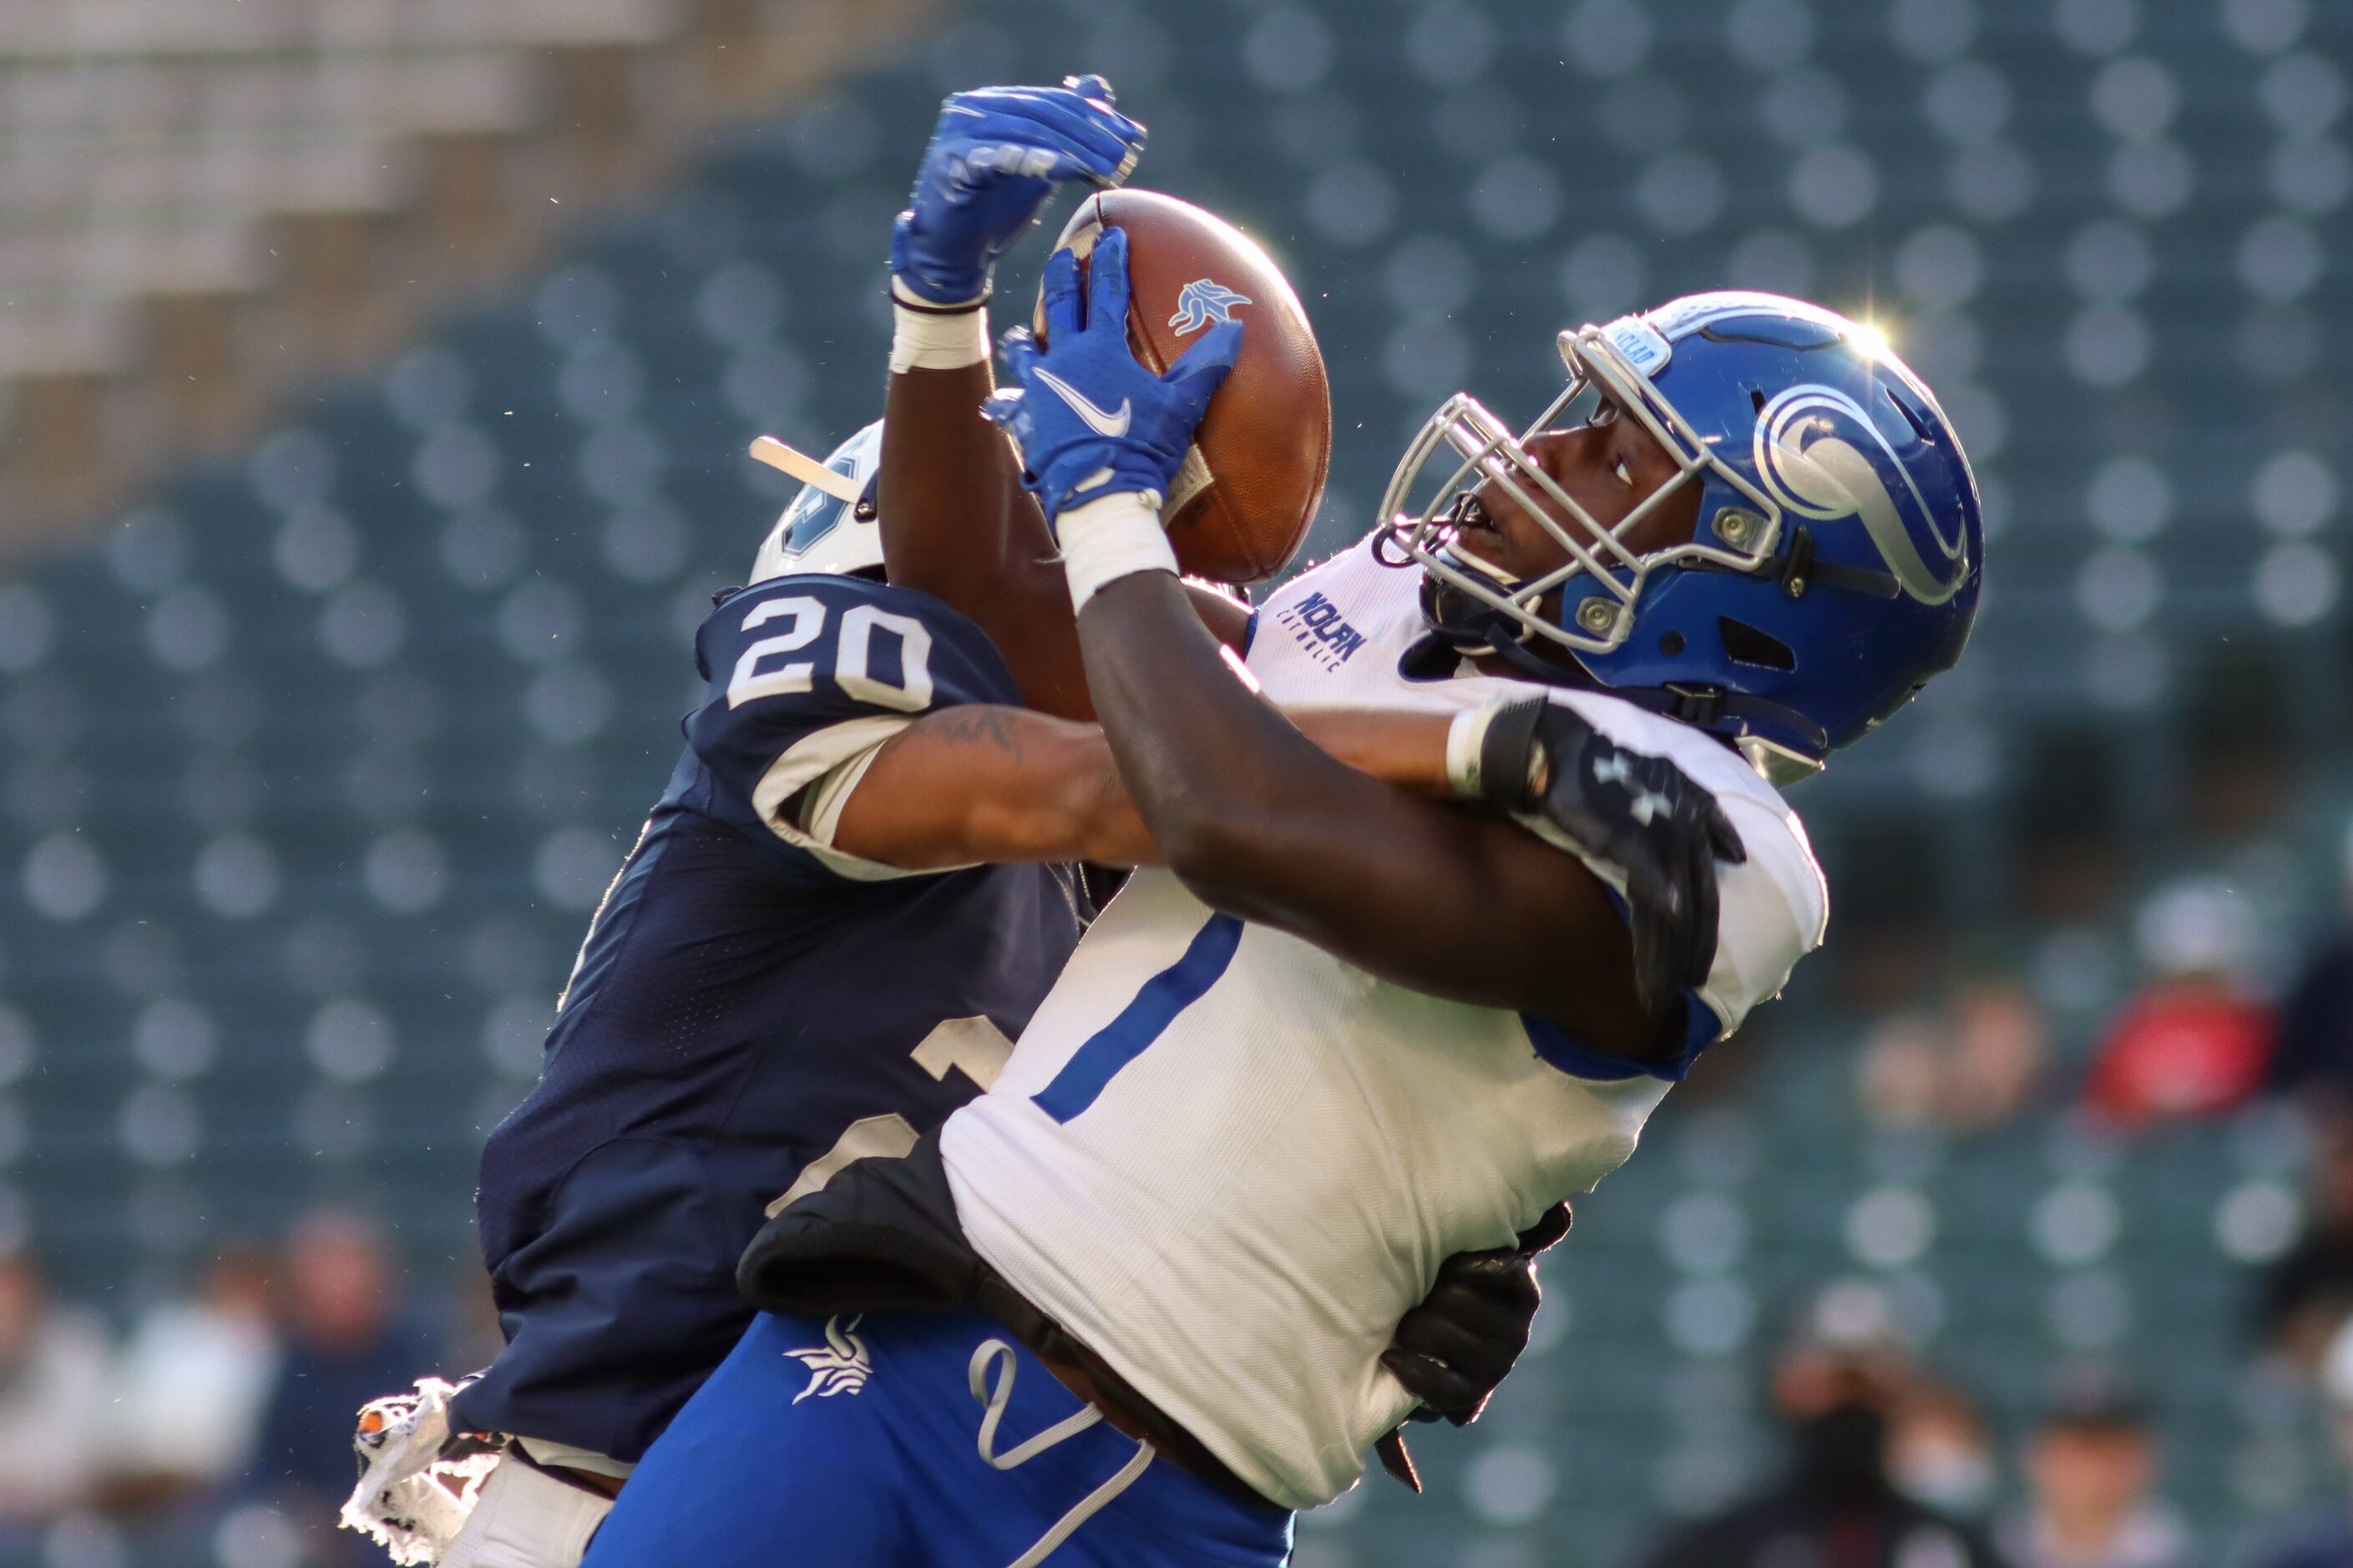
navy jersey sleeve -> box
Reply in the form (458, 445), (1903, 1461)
(684, 576), (1020, 882)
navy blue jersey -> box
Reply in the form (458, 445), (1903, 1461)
(454, 576), (1085, 1462)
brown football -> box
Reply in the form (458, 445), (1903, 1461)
(1041, 190), (1330, 584)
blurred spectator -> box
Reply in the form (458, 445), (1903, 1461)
(2251, 1317), (2353, 1567)
(1890, 1379), (1999, 1523)
(245, 1210), (435, 1563)
(0, 1252), (114, 1525)
(1860, 977), (2047, 1135)
(2257, 1110), (2353, 1367)
(104, 1243), (282, 1508)
(1640, 1283), (2006, 1568)
(2081, 879), (2274, 1129)
(2267, 824), (2353, 1111)
(1996, 1373), (2188, 1568)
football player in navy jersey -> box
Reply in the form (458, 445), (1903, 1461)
(344, 421), (1104, 1568)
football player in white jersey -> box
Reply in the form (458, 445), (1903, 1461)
(583, 81), (1980, 1568)
(345, 420), (1564, 1568)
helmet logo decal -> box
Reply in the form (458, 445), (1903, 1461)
(751, 419), (885, 584)
(780, 483), (852, 556)
(1167, 279), (1252, 336)
(1753, 385), (1968, 606)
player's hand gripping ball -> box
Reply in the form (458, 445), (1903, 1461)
(985, 225), (1243, 528)
(1031, 190), (1333, 583)
(889, 75), (1145, 307)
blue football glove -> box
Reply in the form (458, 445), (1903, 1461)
(889, 75), (1146, 308)
(981, 225), (1243, 525)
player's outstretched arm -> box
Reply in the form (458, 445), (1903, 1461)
(877, 76), (1159, 721)
(831, 703), (1454, 873)
(880, 357), (1086, 712)
(880, 353), (1247, 721)
(1080, 574), (1672, 1054)
(987, 230), (1743, 1060)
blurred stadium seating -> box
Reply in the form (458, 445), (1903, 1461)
(0, 0), (2345, 1564)
(0, 0), (936, 545)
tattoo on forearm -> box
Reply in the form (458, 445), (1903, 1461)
(1091, 757), (1126, 827)
(930, 706), (1026, 761)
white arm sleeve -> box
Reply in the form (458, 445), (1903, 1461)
(748, 716), (921, 881)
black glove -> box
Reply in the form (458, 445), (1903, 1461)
(1472, 696), (1745, 1019)
(1374, 1202), (1573, 1492)
(1381, 1201), (1571, 1425)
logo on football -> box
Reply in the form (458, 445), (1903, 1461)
(1167, 279), (1252, 336)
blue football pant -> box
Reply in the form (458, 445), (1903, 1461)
(579, 1309), (1295, 1568)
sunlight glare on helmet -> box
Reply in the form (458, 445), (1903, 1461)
(1849, 318), (1893, 360)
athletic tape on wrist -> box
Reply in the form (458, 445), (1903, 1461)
(1446, 697), (1509, 800)
(1057, 491), (1177, 612)
(888, 296), (989, 373)
(1450, 695), (1548, 807)
(1479, 696), (1551, 812)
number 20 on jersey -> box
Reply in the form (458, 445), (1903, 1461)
(726, 595), (935, 713)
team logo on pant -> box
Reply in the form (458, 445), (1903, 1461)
(785, 1314), (872, 1403)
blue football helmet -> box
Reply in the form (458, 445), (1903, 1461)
(751, 422), (884, 583)
(1380, 291), (1982, 785)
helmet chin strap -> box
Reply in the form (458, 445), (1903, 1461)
(1601, 682), (1830, 762)
(1413, 523), (1829, 762)
(1411, 591), (1830, 764)
(1475, 622), (1595, 687)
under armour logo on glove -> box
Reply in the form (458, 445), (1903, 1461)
(1470, 697), (1747, 1019)
(1590, 752), (1670, 825)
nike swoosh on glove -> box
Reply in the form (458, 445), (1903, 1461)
(890, 75), (1145, 308)
(980, 225), (1242, 524)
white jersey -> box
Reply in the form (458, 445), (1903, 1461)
(940, 535), (1828, 1509)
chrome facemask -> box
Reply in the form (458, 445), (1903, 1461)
(1378, 320), (1788, 656)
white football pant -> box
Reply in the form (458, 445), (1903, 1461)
(438, 1456), (613, 1568)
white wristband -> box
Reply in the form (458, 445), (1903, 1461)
(888, 289), (989, 374)
(1445, 695), (1515, 800)
(1057, 491), (1177, 611)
